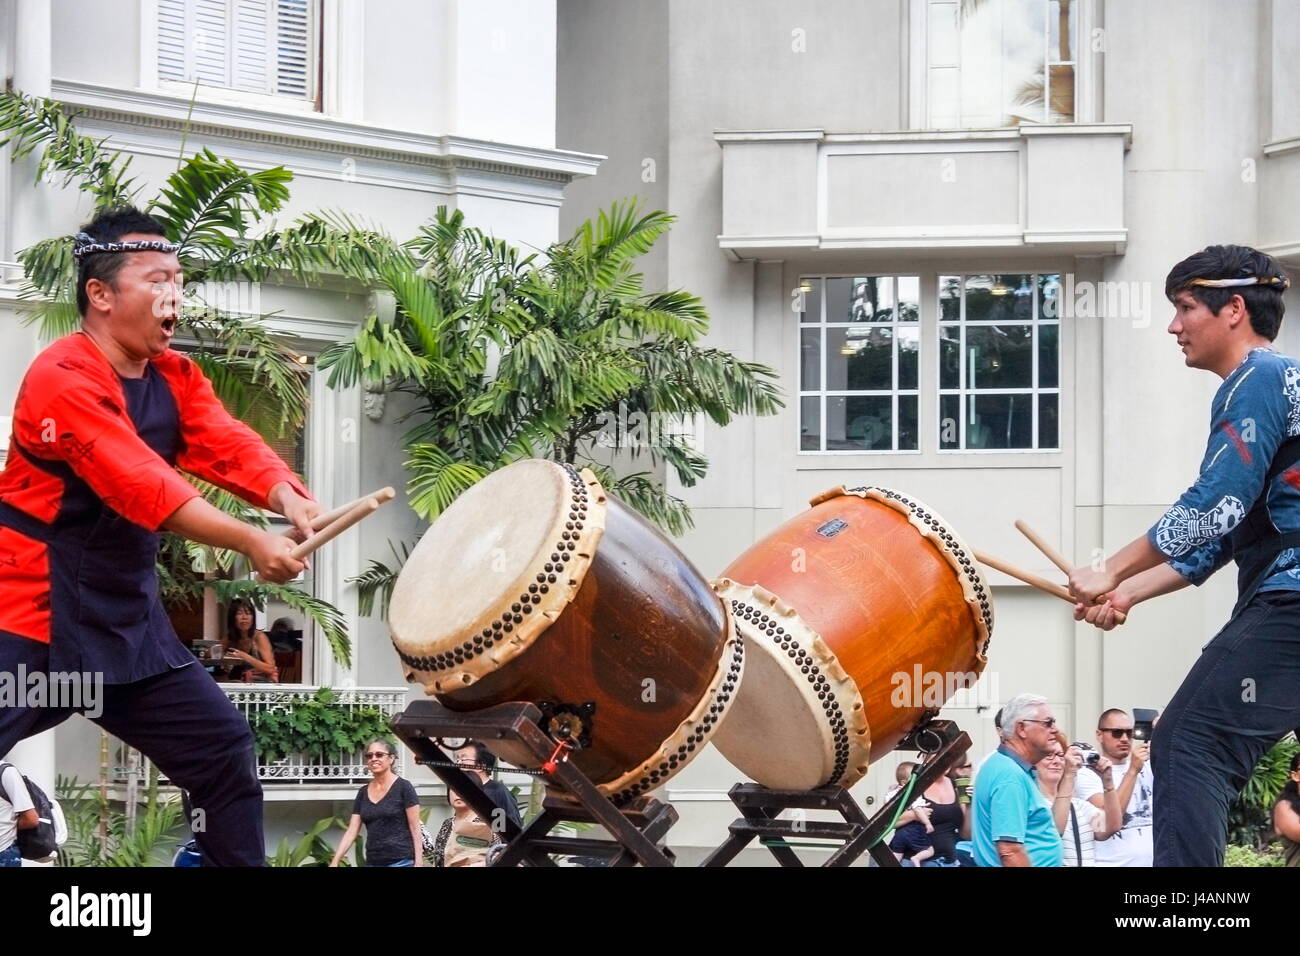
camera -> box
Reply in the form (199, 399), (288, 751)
(1072, 742), (1100, 767)
(1132, 707), (1158, 742)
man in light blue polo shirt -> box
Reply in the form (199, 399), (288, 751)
(973, 693), (1064, 867)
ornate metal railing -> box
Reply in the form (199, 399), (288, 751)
(111, 685), (411, 789)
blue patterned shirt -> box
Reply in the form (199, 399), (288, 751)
(1148, 348), (1300, 594)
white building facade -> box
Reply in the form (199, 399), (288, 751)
(558, 0), (1300, 856)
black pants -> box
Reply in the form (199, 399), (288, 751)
(1152, 589), (1300, 866)
(0, 632), (265, 866)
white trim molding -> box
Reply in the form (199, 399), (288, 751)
(51, 79), (603, 206)
(1264, 137), (1300, 158)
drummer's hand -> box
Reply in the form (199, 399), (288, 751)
(1073, 583), (1134, 631)
(247, 528), (306, 584)
(1068, 565), (1119, 606)
(269, 482), (321, 541)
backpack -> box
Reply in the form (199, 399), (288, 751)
(0, 763), (66, 861)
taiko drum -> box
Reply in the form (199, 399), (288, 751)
(710, 485), (992, 791)
(388, 459), (743, 803)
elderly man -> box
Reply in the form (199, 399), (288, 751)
(972, 693), (1063, 867)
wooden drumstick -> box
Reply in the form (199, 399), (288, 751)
(974, 549), (1074, 604)
(309, 486), (396, 532)
(1014, 519), (1072, 576)
(1014, 520), (1127, 624)
(256, 497), (382, 582)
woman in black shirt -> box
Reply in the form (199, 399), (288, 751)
(330, 739), (422, 867)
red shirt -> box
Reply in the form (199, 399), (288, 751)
(0, 332), (309, 679)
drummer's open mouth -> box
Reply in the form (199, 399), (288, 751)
(161, 317), (176, 335)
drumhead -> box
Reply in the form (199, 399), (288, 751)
(710, 580), (871, 790)
(389, 459), (607, 692)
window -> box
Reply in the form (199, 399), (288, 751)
(938, 273), (1060, 450)
(799, 276), (920, 452)
(157, 0), (320, 106)
(923, 0), (1076, 127)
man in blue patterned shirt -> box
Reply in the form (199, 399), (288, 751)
(1068, 244), (1298, 867)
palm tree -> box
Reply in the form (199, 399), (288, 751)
(321, 203), (783, 614)
(0, 89), (350, 665)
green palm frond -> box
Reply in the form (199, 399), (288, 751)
(55, 776), (186, 868)
(632, 341), (785, 422)
(349, 540), (413, 620)
(150, 148), (292, 261)
(317, 313), (437, 390)
(589, 465), (694, 537)
(185, 312), (310, 438)
(405, 444), (490, 520)
(13, 237), (79, 337)
(0, 89), (138, 207)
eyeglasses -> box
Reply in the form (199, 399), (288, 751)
(1022, 717), (1057, 729)
(363, 751), (392, 760)
(1100, 728), (1133, 739)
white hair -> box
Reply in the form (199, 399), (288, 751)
(1000, 693), (1048, 741)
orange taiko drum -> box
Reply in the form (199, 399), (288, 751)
(387, 459), (743, 804)
(710, 485), (992, 791)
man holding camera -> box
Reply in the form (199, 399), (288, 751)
(1073, 709), (1154, 866)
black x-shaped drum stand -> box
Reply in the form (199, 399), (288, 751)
(700, 720), (972, 867)
(390, 699), (678, 867)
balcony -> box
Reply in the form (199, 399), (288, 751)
(111, 685), (413, 802)
(715, 125), (1131, 260)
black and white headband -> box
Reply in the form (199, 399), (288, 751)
(72, 231), (181, 260)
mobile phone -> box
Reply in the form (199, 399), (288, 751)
(1132, 707), (1158, 742)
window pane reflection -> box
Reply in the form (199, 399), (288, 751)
(966, 325), (1033, 389)
(801, 396), (821, 451)
(899, 326), (919, 390)
(801, 328), (821, 391)
(828, 327), (893, 391)
(828, 395), (892, 451)
(967, 393), (1034, 449)
(965, 274), (1033, 322)
(799, 277), (822, 323)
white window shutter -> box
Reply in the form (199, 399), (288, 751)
(191, 0), (233, 87)
(156, 0), (189, 83)
(156, 0), (316, 103)
(273, 0), (314, 99)
(233, 0), (271, 93)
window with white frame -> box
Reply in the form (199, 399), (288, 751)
(157, 0), (320, 106)
(923, 0), (1077, 128)
(799, 276), (920, 452)
(938, 273), (1060, 450)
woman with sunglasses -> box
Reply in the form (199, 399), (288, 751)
(1274, 751), (1300, 866)
(330, 740), (423, 867)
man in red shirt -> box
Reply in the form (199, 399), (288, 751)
(0, 206), (321, 865)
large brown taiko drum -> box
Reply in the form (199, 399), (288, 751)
(711, 485), (992, 791)
(388, 459), (743, 803)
